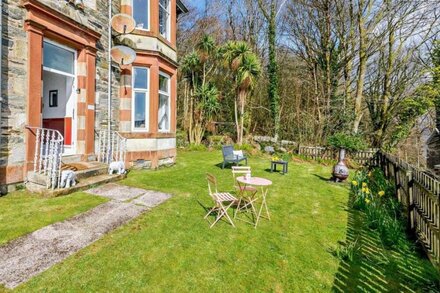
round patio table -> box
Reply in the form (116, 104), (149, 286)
(236, 176), (272, 228)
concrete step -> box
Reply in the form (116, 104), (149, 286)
(27, 171), (49, 186)
(61, 154), (82, 164)
(26, 173), (126, 197)
(26, 161), (122, 197)
(66, 162), (108, 180)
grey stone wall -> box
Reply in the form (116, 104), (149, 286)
(0, 0), (28, 168)
(0, 0), (121, 175)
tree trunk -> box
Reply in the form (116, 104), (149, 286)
(353, 0), (367, 134)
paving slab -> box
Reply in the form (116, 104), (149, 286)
(132, 190), (172, 208)
(0, 184), (172, 289)
(86, 183), (147, 201)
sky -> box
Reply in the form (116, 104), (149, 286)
(183, 0), (205, 10)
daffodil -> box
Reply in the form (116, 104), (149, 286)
(378, 191), (385, 197)
(362, 182), (367, 188)
(365, 188), (370, 194)
(352, 181), (358, 186)
(365, 198), (370, 204)
(361, 187), (366, 193)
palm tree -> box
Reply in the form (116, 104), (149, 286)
(180, 35), (220, 145)
(223, 41), (261, 145)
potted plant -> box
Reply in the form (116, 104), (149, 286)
(327, 133), (366, 182)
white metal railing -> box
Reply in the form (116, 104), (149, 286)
(26, 126), (64, 189)
(97, 129), (127, 165)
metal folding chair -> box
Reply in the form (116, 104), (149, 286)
(231, 166), (258, 219)
(204, 173), (237, 228)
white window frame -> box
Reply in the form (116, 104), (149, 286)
(42, 39), (76, 78)
(158, 71), (171, 133)
(132, 0), (150, 31)
(132, 66), (150, 132)
(159, 0), (171, 41)
(42, 38), (78, 155)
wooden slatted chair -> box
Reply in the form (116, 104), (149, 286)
(232, 166), (257, 218)
(205, 173), (237, 228)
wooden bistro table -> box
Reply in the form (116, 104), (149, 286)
(236, 176), (272, 228)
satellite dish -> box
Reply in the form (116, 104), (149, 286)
(111, 45), (136, 65)
(111, 14), (136, 34)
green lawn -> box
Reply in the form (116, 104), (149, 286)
(0, 191), (107, 246)
(5, 150), (439, 292)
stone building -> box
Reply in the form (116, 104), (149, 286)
(0, 0), (187, 191)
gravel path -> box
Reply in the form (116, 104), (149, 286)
(0, 184), (171, 289)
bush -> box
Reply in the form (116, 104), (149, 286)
(327, 132), (367, 151)
(187, 144), (208, 151)
(176, 130), (188, 148)
(207, 135), (225, 146)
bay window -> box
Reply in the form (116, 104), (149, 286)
(158, 72), (170, 132)
(159, 0), (170, 40)
(133, 0), (149, 30)
(132, 67), (149, 131)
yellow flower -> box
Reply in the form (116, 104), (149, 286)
(352, 181), (358, 186)
(378, 191), (385, 197)
(365, 198), (370, 204)
(365, 188), (370, 194)
(362, 182), (367, 188)
(368, 172), (372, 177)
(361, 187), (366, 193)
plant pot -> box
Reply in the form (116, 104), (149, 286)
(332, 148), (349, 182)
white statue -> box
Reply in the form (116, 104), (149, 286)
(109, 161), (126, 175)
(60, 170), (76, 188)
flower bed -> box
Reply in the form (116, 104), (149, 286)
(351, 168), (406, 248)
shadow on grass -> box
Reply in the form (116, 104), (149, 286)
(214, 162), (250, 170)
(331, 197), (440, 292)
(313, 174), (331, 182)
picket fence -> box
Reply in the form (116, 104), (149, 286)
(296, 145), (439, 270)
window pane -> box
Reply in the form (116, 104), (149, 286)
(134, 67), (148, 89)
(159, 5), (169, 37)
(133, 0), (149, 29)
(43, 42), (74, 74)
(159, 74), (169, 93)
(134, 92), (146, 129)
(158, 93), (169, 131)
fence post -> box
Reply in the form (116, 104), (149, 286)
(407, 170), (414, 232)
(394, 163), (401, 203)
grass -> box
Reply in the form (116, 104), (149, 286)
(3, 150), (438, 292)
(0, 191), (107, 245)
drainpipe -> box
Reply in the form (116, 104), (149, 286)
(0, 0), (2, 134)
(107, 0), (112, 161)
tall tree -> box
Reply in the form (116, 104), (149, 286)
(257, 0), (281, 141)
(223, 41), (262, 144)
(180, 35), (220, 144)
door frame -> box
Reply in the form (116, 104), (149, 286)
(42, 38), (78, 155)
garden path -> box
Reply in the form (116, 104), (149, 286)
(0, 184), (171, 289)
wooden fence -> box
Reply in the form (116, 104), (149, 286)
(296, 146), (440, 270)
(374, 152), (440, 270)
(297, 146), (378, 165)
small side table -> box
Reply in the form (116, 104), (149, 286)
(271, 160), (288, 174)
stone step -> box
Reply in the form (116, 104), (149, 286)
(70, 162), (108, 180)
(27, 171), (49, 187)
(61, 154), (82, 164)
(26, 173), (126, 197)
